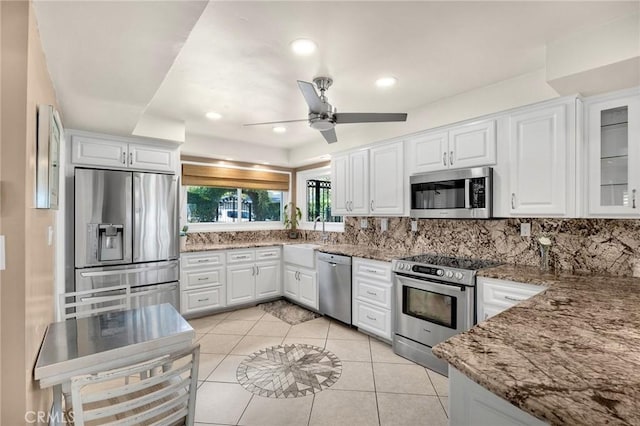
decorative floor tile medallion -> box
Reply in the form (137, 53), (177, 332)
(237, 344), (342, 398)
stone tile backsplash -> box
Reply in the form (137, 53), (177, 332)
(189, 217), (640, 276)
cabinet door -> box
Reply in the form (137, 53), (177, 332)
(369, 142), (404, 215)
(255, 261), (281, 299)
(448, 120), (496, 169)
(509, 105), (569, 216)
(408, 131), (448, 173)
(353, 300), (391, 340)
(587, 95), (640, 217)
(349, 150), (370, 215)
(331, 154), (350, 215)
(283, 265), (299, 300)
(71, 136), (128, 168)
(226, 264), (255, 306)
(298, 269), (318, 310)
(128, 144), (176, 172)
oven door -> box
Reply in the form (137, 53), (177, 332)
(395, 274), (474, 346)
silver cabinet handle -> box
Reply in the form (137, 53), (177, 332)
(345, 201), (348, 211)
(450, 151), (454, 166)
(633, 189), (637, 209)
(365, 268), (378, 274)
(129, 152), (133, 165)
(366, 291), (378, 296)
(122, 152), (126, 164)
(197, 277), (208, 281)
(256, 266), (260, 275)
(504, 295), (525, 302)
(370, 200), (374, 211)
(196, 259), (211, 263)
(442, 152), (447, 166)
(349, 201), (353, 211)
(511, 193), (516, 210)
(197, 298), (209, 302)
(251, 266), (255, 276)
(366, 315), (377, 321)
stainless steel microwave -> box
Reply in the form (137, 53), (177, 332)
(410, 167), (493, 219)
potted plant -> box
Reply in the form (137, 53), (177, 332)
(283, 202), (302, 239)
(179, 225), (188, 251)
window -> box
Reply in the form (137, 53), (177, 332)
(186, 187), (283, 224)
(306, 179), (341, 222)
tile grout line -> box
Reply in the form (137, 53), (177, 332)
(425, 369), (449, 419)
(307, 393), (316, 426)
(235, 393), (255, 426)
(368, 337), (383, 426)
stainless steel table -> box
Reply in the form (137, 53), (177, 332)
(34, 303), (195, 425)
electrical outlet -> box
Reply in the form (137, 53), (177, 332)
(360, 219), (368, 229)
(520, 223), (531, 237)
(380, 218), (388, 232)
(411, 221), (418, 232)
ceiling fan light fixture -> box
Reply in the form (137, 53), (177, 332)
(272, 126), (287, 133)
(375, 76), (398, 88)
(205, 111), (222, 120)
(290, 38), (317, 56)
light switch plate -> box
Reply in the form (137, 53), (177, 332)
(360, 219), (368, 229)
(380, 218), (388, 232)
(520, 223), (531, 237)
(411, 221), (418, 232)
(0, 235), (5, 270)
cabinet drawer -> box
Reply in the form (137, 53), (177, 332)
(182, 252), (225, 269)
(353, 258), (392, 281)
(354, 300), (391, 340)
(184, 267), (224, 289)
(183, 287), (225, 313)
(354, 277), (391, 309)
(256, 247), (281, 260)
(480, 278), (544, 309)
(226, 250), (255, 264)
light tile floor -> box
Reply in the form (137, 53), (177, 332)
(190, 306), (449, 426)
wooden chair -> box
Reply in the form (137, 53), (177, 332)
(60, 285), (130, 320)
(68, 344), (200, 426)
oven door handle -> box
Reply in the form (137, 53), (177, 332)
(395, 273), (466, 292)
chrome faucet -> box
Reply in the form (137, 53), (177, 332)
(314, 216), (329, 243)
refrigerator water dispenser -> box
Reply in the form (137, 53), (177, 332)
(98, 224), (124, 261)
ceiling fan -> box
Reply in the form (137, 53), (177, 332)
(243, 77), (408, 144)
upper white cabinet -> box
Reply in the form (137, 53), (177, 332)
(407, 120), (496, 174)
(369, 142), (404, 215)
(507, 101), (575, 216)
(71, 134), (177, 173)
(585, 90), (640, 217)
(332, 141), (404, 216)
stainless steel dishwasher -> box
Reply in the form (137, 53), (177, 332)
(317, 252), (352, 325)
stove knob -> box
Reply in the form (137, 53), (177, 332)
(455, 272), (464, 280)
(436, 269), (444, 277)
(403, 264), (409, 271)
(445, 270), (454, 278)
(398, 263), (404, 270)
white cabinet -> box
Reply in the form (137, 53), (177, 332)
(449, 367), (548, 426)
(407, 120), (496, 174)
(507, 102), (575, 216)
(71, 134), (176, 172)
(332, 141), (404, 216)
(284, 264), (318, 310)
(180, 251), (227, 316)
(351, 258), (393, 341)
(585, 90), (640, 217)
(369, 142), (404, 215)
(226, 247), (281, 306)
(477, 277), (545, 322)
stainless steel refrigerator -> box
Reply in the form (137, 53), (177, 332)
(74, 168), (180, 308)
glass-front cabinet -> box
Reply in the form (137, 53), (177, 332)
(587, 92), (640, 217)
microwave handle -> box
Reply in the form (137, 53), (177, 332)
(464, 179), (471, 209)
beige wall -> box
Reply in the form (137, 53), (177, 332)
(1, 1), (58, 424)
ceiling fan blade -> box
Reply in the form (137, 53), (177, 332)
(320, 128), (338, 144)
(297, 80), (324, 113)
(243, 119), (308, 127)
(334, 112), (408, 124)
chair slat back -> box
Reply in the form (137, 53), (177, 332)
(70, 344), (200, 426)
(60, 285), (130, 320)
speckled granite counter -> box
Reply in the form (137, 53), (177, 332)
(433, 264), (640, 425)
(183, 241), (415, 263)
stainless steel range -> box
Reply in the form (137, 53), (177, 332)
(391, 254), (499, 376)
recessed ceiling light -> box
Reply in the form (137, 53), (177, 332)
(225, 158), (233, 161)
(205, 111), (222, 120)
(290, 38), (317, 56)
(263, 162), (271, 165)
(375, 76), (397, 88)
(272, 126), (287, 133)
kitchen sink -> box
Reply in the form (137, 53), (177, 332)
(283, 243), (321, 268)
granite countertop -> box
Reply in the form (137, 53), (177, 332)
(433, 264), (640, 425)
(183, 241), (414, 263)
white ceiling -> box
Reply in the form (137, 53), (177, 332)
(34, 1), (639, 159)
